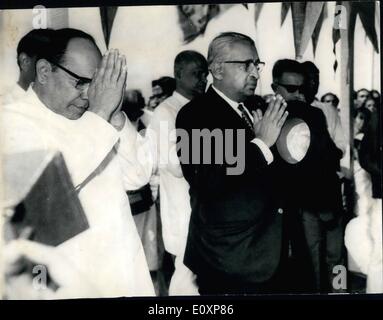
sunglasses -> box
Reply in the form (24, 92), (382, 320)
(48, 60), (92, 89)
(274, 82), (305, 93)
(223, 59), (265, 73)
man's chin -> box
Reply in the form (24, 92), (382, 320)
(68, 105), (87, 119)
(245, 86), (257, 95)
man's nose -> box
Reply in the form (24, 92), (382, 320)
(248, 64), (260, 79)
(295, 92), (306, 102)
(79, 84), (89, 100)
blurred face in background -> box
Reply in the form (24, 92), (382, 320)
(322, 94), (336, 109)
(177, 60), (208, 99)
(356, 89), (369, 107)
(354, 111), (367, 135)
(365, 98), (376, 113)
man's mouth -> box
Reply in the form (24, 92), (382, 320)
(72, 104), (88, 112)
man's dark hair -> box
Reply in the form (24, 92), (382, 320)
(174, 50), (207, 79)
(354, 107), (372, 133)
(272, 59), (303, 81)
(152, 76), (176, 97)
(301, 61), (320, 76)
(122, 89), (146, 122)
(38, 28), (99, 67)
(356, 88), (369, 96)
(370, 89), (380, 100)
(321, 92), (340, 108)
(16, 28), (55, 68)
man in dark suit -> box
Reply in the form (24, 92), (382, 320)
(175, 32), (289, 294)
(271, 59), (345, 293)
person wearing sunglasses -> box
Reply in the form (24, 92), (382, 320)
(271, 59), (306, 103)
(271, 59), (346, 293)
(2, 28), (155, 298)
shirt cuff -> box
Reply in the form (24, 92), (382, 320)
(251, 138), (274, 164)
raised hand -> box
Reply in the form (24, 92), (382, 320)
(252, 94), (288, 147)
(87, 49), (127, 122)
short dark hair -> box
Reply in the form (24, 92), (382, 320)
(301, 61), (319, 76)
(356, 88), (369, 96)
(152, 76), (176, 97)
(353, 107), (371, 122)
(17, 28), (55, 67)
(321, 92), (340, 107)
(272, 59), (303, 81)
(174, 50), (207, 78)
(37, 28), (99, 66)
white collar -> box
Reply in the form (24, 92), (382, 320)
(211, 85), (252, 120)
(212, 85), (240, 110)
(172, 90), (190, 108)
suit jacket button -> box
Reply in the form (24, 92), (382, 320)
(277, 208), (284, 214)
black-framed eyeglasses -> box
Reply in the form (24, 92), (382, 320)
(274, 82), (305, 93)
(48, 60), (92, 89)
(223, 59), (265, 73)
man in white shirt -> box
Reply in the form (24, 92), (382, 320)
(2, 29), (55, 104)
(2, 28), (154, 298)
(301, 61), (346, 155)
(147, 51), (208, 295)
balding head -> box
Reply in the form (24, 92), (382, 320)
(34, 28), (102, 120)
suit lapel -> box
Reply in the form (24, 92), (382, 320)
(206, 87), (254, 138)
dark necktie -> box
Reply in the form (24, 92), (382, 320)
(238, 103), (254, 132)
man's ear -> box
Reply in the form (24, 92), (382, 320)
(35, 59), (51, 85)
(210, 62), (224, 81)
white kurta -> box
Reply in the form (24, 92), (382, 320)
(1, 87), (155, 298)
(147, 91), (199, 295)
(1, 84), (27, 105)
(312, 100), (347, 155)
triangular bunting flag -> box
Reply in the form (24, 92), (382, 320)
(100, 6), (118, 49)
(297, 2), (325, 58)
(291, 2), (307, 60)
(332, 1), (342, 72)
(312, 2), (327, 56)
(353, 1), (379, 53)
(254, 3), (264, 26)
(281, 2), (291, 26)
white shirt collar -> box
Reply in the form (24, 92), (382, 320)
(172, 90), (190, 109)
(212, 85), (240, 110)
(211, 85), (252, 120)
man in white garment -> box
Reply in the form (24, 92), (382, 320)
(2, 29), (55, 104)
(301, 61), (346, 155)
(147, 50), (208, 295)
(2, 28), (155, 298)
